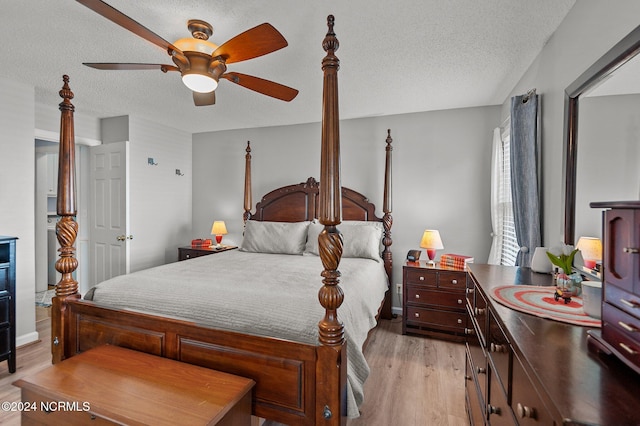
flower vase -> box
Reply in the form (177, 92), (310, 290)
(556, 272), (582, 297)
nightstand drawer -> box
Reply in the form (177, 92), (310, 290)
(439, 271), (467, 290)
(406, 306), (466, 331)
(404, 268), (437, 287)
(406, 287), (465, 310)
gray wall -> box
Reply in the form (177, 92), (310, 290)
(575, 94), (640, 238)
(0, 78), (37, 345)
(501, 0), (640, 246)
(193, 106), (500, 310)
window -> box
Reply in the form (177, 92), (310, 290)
(499, 131), (519, 266)
(489, 122), (520, 266)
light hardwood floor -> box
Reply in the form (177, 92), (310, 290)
(0, 309), (467, 425)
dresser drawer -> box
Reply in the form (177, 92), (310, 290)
(605, 283), (640, 320)
(0, 266), (8, 292)
(406, 306), (466, 331)
(0, 327), (11, 358)
(438, 271), (467, 290)
(466, 334), (487, 409)
(511, 353), (556, 425)
(471, 286), (488, 345)
(465, 351), (486, 426)
(0, 296), (8, 327)
(406, 287), (465, 310)
(404, 267), (437, 287)
(602, 321), (640, 370)
(488, 367), (514, 426)
(603, 302), (640, 340)
(488, 311), (511, 395)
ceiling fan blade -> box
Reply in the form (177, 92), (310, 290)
(76, 0), (182, 56)
(83, 63), (180, 72)
(193, 91), (216, 106)
(222, 72), (298, 101)
(212, 23), (288, 64)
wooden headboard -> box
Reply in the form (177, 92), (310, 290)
(250, 177), (379, 222)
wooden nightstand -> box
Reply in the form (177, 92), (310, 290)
(178, 245), (237, 261)
(402, 260), (469, 342)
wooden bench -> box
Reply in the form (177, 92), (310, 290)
(13, 345), (254, 425)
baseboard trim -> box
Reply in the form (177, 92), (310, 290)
(392, 306), (402, 317)
(17, 331), (40, 348)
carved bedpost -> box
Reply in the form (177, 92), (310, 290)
(316, 15), (346, 425)
(381, 129), (394, 319)
(52, 75), (81, 364)
(243, 141), (252, 223)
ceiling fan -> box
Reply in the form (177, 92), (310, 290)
(76, 0), (299, 106)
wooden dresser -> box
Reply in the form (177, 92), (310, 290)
(14, 345), (254, 425)
(588, 201), (640, 375)
(465, 264), (640, 425)
(402, 261), (468, 341)
(0, 236), (16, 374)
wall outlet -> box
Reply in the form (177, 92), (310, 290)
(396, 283), (402, 294)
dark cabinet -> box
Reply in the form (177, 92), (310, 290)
(0, 236), (17, 373)
(402, 261), (468, 341)
(589, 201), (640, 375)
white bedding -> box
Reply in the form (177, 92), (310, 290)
(85, 249), (388, 417)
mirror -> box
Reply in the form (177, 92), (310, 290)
(563, 25), (640, 244)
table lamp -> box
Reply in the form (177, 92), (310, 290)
(576, 236), (602, 270)
(420, 229), (444, 266)
(210, 221), (228, 248)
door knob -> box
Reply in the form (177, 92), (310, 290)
(116, 235), (126, 241)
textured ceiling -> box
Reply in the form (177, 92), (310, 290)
(1, 0), (575, 133)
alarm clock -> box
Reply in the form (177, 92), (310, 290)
(406, 250), (421, 262)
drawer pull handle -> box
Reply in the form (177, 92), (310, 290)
(618, 321), (640, 333)
(415, 294), (420, 299)
(488, 405), (501, 415)
(620, 299), (640, 308)
(419, 276), (425, 281)
(451, 279), (458, 285)
(474, 307), (486, 316)
(467, 288), (475, 294)
(414, 313), (420, 318)
(465, 328), (475, 335)
(457, 318), (463, 324)
(623, 247), (640, 254)
(490, 343), (507, 353)
(619, 342), (638, 355)
(516, 403), (536, 419)
(476, 367), (486, 375)
(457, 299), (463, 305)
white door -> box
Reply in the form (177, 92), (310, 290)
(90, 141), (129, 285)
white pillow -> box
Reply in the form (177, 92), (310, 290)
(240, 220), (310, 255)
(305, 220), (383, 261)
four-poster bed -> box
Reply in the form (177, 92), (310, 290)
(51, 16), (393, 425)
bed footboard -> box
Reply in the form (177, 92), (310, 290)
(65, 300), (324, 425)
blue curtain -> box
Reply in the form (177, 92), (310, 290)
(510, 93), (541, 267)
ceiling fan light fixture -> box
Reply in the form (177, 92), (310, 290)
(182, 73), (218, 93)
(173, 38), (218, 55)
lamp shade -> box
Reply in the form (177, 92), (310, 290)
(211, 221), (228, 236)
(420, 230), (444, 250)
(576, 237), (602, 269)
(420, 229), (444, 262)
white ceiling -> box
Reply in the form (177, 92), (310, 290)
(1, 0), (575, 134)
